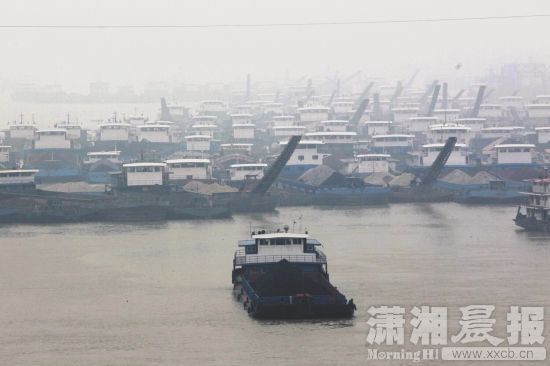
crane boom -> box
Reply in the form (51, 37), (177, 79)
(349, 99), (369, 129)
(424, 84), (441, 117)
(160, 98), (173, 121)
(469, 85), (486, 118)
(247, 135), (302, 195)
(419, 137), (457, 187)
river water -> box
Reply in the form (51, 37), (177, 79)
(1, 203), (549, 365)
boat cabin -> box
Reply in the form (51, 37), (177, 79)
(527, 103), (550, 120)
(297, 106), (330, 124)
(229, 163), (267, 182)
(126, 116), (148, 126)
(54, 123), (82, 140)
(478, 104), (505, 119)
(85, 151), (121, 165)
(535, 127), (550, 144)
(165, 158), (212, 180)
(320, 120), (349, 132)
(8, 124), (36, 140)
(362, 121), (392, 136)
(184, 135), (212, 152)
(270, 126), (306, 142)
(220, 143), (253, 154)
(429, 124), (471, 144)
(235, 231), (324, 265)
(231, 113), (253, 125)
(270, 115), (296, 127)
(455, 118), (486, 132)
(98, 122), (131, 142)
(233, 123), (255, 140)
(420, 143), (468, 167)
(191, 124), (217, 137)
(192, 115), (218, 126)
(200, 100), (227, 114)
(122, 162), (166, 187)
(34, 129), (71, 149)
(432, 109), (460, 123)
(0, 169), (38, 187)
(355, 154), (391, 174)
(332, 100), (354, 116)
(283, 140), (324, 168)
(304, 131), (357, 145)
(494, 144), (535, 165)
(138, 124), (171, 143)
(392, 107), (419, 124)
(0, 146), (11, 164)
(370, 134), (414, 154)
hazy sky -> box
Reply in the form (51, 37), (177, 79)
(1, 0), (550, 92)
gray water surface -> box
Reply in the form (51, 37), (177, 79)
(1, 203), (549, 365)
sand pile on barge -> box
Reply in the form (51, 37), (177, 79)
(183, 181), (237, 195)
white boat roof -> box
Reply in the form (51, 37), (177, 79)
(281, 140), (323, 145)
(201, 100), (225, 104)
(422, 143), (467, 148)
(9, 124), (35, 128)
(433, 108), (460, 113)
(392, 107), (419, 112)
(409, 117), (439, 121)
(372, 134), (414, 139)
(298, 106), (330, 112)
(272, 125), (306, 130)
(320, 120), (349, 124)
(499, 96), (523, 100)
(364, 120), (392, 124)
(152, 120), (174, 125)
(455, 117), (486, 122)
(87, 151), (121, 156)
(429, 125), (471, 131)
(252, 232), (309, 239)
(0, 169), (39, 174)
(36, 129), (67, 133)
(273, 115), (295, 120)
(230, 163), (267, 168)
(192, 124), (217, 128)
(495, 144), (535, 148)
(357, 154), (391, 158)
(100, 123), (131, 127)
(305, 131), (357, 136)
(193, 115), (217, 120)
(123, 162), (166, 168)
(165, 158), (211, 164)
(230, 113), (253, 118)
(482, 126), (524, 131)
(138, 124), (170, 129)
(527, 104), (550, 108)
(184, 135), (212, 139)
(535, 127), (550, 131)
(220, 143), (253, 147)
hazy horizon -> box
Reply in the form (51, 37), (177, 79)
(0, 0), (549, 92)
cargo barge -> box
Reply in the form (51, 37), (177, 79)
(231, 227), (355, 319)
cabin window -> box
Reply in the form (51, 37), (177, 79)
(312, 155), (319, 160)
(298, 155), (304, 161)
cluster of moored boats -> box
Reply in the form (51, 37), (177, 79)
(2, 78), (550, 229)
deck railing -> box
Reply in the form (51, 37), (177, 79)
(234, 249), (327, 266)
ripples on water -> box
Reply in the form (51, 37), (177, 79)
(1, 203), (549, 365)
